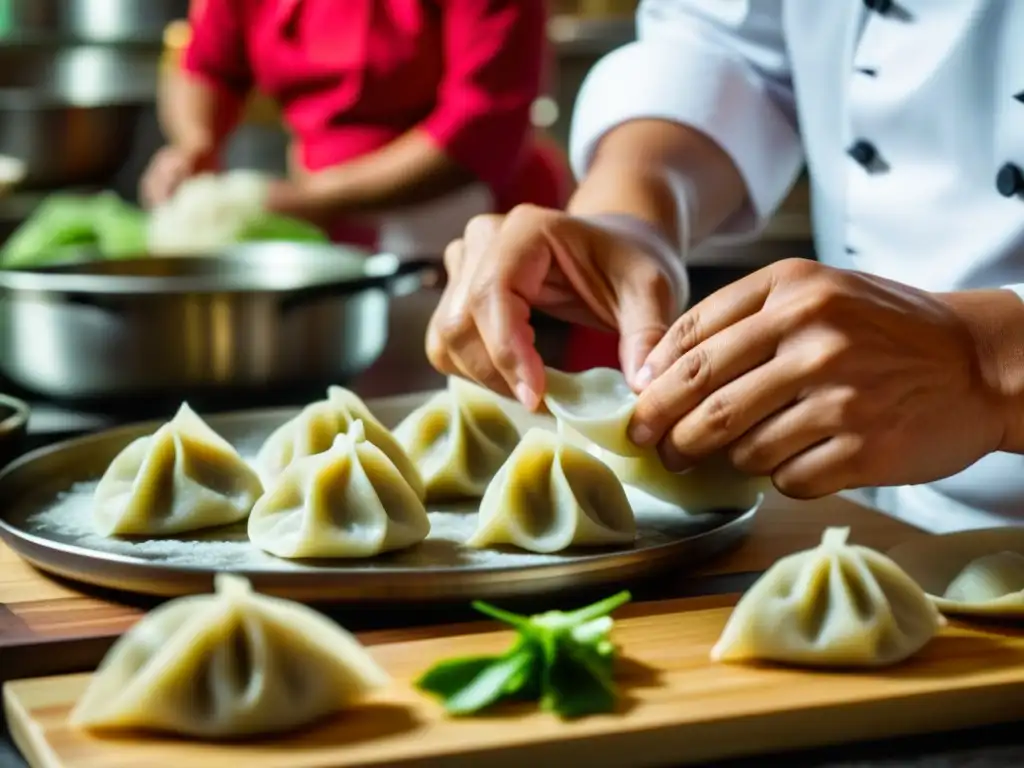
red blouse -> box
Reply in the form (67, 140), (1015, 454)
(183, 0), (549, 198)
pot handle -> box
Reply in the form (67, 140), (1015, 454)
(279, 256), (443, 313)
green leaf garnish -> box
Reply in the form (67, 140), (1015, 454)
(415, 591), (631, 719)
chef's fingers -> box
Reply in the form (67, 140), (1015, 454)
(654, 357), (806, 471)
(639, 266), (774, 383)
(432, 233), (517, 397)
(614, 257), (675, 387)
(728, 387), (850, 475)
(460, 207), (559, 409)
(630, 311), (777, 447)
(770, 433), (863, 499)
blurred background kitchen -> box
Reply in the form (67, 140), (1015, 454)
(0, 0), (812, 440)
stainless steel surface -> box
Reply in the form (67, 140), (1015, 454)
(0, 46), (159, 187)
(0, 0), (188, 44)
(0, 392), (29, 465)
(0, 243), (435, 399)
(0, 391), (760, 603)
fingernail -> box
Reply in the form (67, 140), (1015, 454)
(628, 423), (655, 446)
(661, 449), (692, 474)
(515, 381), (539, 410)
(634, 365), (653, 390)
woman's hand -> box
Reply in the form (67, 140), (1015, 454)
(628, 258), (1013, 498)
(139, 144), (214, 208)
(426, 205), (678, 409)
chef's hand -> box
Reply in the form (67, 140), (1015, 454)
(628, 258), (1009, 498)
(426, 206), (676, 409)
(139, 144), (214, 208)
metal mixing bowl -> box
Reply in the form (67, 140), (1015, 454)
(0, 394), (30, 468)
(0, 243), (438, 400)
(0, 46), (159, 188)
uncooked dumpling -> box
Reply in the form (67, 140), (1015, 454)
(943, 551), (1024, 604)
(544, 367), (642, 457)
(544, 367), (767, 512)
(93, 403), (263, 537)
(712, 527), (944, 668)
(393, 376), (521, 501)
(249, 420), (430, 559)
(255, 385), (424, 500)
(467, 427), (636, 554)
(70, 574), (389, 738)
(594, 448), (770, 513)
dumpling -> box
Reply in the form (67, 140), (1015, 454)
(70, 574), (389, 738)
(943, 551), (1024, 603)
(466, 427), (636, 554)
(254, 385), (425, 500)
(544, 367), (767, 512)
(544, 367), (642, 457)
(249, 420), (430, 559)
(393, 376), (521, 501)
(93, 403), (263, 537)
(594, 449), (770, 513)
(711, 527), (944, 668)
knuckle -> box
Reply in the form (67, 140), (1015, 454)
(699, 393), (734, 439)
(729, 440), (772, 475)
(773, 257), (819, 283)
(679, 345), (711, 389)
(437, 310), (474, 347)
(490, 343), (520, 375)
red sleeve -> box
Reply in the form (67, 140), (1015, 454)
(420, 0), (548, 191)
(181, 0), (254, 97)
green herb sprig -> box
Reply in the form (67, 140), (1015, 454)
(415, 591), (631, 719)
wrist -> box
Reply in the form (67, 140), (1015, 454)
(577, 212), (690, 314)
(940, 289), (1024, 453)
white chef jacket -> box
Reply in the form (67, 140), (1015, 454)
(569, 0), (1024, 534)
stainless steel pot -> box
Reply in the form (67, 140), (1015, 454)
(0, 243), (437, 400)
(0, 46), (159, 188)
(0, 0), (189, 44)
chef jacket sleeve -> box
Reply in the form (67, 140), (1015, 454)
(570, 0), (804, 240)
(181, 0), (254, 97)
(419, 0), (547, 191)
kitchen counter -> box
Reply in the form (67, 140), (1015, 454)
(3, 278), (1024, 765)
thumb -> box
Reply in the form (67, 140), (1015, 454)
(615, 260), (675, 390)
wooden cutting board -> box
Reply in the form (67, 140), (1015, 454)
(9, 592), (1024, 768)
(0, 493), (921, 684)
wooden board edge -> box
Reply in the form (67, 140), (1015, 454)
(4, 682), (64, 768)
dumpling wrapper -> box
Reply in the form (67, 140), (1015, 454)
(886, 527), (1024, 618)
(249, 420), (430, 559)
(93, 402), (264, 537)
(70, 574), (390, 739)
(393, 376), (521, 501)
(467, 427), (636, 554)
(944, 551), (1024, 604)
(712, 527), (944, 668)
(544, 367), (768, 512)
(255, 385), (424, 500)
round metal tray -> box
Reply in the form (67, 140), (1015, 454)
(0, 391), (761, 603)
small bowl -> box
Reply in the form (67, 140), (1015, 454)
(0, 393), (30, 468)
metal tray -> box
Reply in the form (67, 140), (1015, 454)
(0, 391), (761, 603)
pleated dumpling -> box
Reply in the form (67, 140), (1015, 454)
(249, 420), (430, 559)
(254, 386), (424, 500)
(943, 551), (1024, 605)
(467, 428), (636, 554)
(70, 574), (389, 738)
(544, 367), (767, 512)
(93, 403), (263, 537)
(393, 376), (521, 501)
(712, 527), (944, 668)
